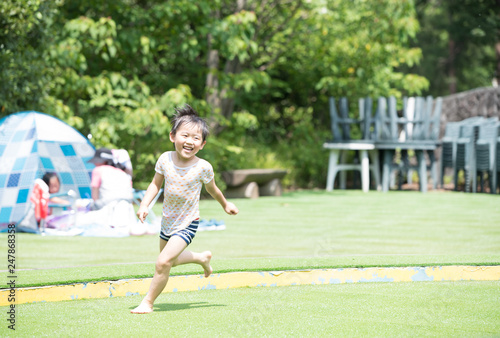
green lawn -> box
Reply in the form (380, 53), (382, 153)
(2, 190), (500, 288)
(2, 281), (499, 337)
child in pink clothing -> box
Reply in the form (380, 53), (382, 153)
(131, 104), (238, 314)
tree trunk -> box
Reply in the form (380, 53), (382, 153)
(496, 42), (500, 86)
(220, 57), (242, 119)
(205, 6), (221, 131)
(448, 38), (457, 94)
(204, 1), (246, 133)
(206, 32), (220, 130)
(220, 0), (246, 121)
(496, 1), (500, 86)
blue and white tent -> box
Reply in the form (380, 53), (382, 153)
(0, 111), (95, 231)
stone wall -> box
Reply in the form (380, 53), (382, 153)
(440, 87), (500, 137)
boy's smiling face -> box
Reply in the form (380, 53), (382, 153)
(170, 123), (206, 163)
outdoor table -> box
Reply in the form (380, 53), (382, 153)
(323, 141), (379, 193)
(376, 142), (440, 193)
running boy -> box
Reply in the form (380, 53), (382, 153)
(131, 104), (238, 314)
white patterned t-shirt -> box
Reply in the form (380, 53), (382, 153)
(155, 151), (214, 235)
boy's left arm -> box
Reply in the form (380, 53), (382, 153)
(205, 179), (238, 215)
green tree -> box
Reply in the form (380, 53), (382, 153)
(412, 0), (500, 96)
(257, 0), (429, 186)
(0, 0), (60, 114)
(1, 0), (431, 188)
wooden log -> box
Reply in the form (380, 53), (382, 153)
(224, 182), (259, 199)
(259, 178), (283, 196)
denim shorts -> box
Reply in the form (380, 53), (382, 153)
(159, 220), (199, 245)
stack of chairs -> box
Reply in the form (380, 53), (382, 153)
(454, 120), (481, 192)
(496, 133), (500, 194)
(323, 97), (381, 192)
(439, 121), (462, 188)
(475, 121), (500, 193)
(376, 96), (442, 192)
(448, 117), (499, 193)
(323, 95), (444, 193)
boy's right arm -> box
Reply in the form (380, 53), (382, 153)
(204, 178), (239, 215)
(137, 173), (164, 223)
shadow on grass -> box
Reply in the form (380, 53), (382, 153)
(147, 302), (226, 312)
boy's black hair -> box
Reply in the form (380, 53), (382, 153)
(171, 104), (209, 141)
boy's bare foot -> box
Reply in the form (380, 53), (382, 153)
(130, 302), (153, 314)
(201, 251), (213, 278)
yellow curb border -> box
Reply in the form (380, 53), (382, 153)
(1, 265), (499, 306)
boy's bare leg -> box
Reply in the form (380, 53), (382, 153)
(173, 250), (213, 277)
(131, 237), (213, 314)
(131, 236), (187, 314)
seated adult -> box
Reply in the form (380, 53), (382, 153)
(73, 148), (137, 234)
(88, 148), (133, 210)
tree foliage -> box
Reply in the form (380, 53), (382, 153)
(1, 0), (439, 188)
(0, 0), (60, 113)
(411, 0), (500, 95)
